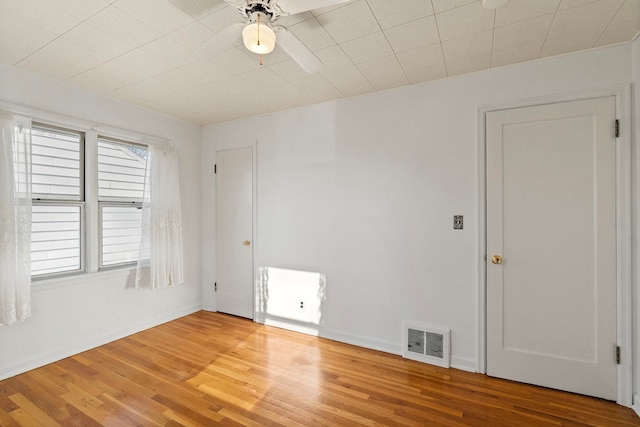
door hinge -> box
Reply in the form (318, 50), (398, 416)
(214, 164), (217, 174)
(615, 119), (619, 138)
(616, 346), (621, 364)
(214, 282), (217, 292)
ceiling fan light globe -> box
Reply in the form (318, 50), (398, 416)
(242, 23), (276, 55)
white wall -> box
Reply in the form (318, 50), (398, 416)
(202, 44), (633, 372)
(0, 66), (203, 379)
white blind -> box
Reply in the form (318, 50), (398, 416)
(98, 138), (147, 201)
(101, 205), (143, 266)
(32, 126), (82, 200)
(31, 205), (81, 276)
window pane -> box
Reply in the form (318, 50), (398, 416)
(101, 205), (142, 267)
(98, 139), (148, 201)
(32, 126), (82, 200)
(31, 205), (81, 276)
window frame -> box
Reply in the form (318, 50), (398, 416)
(96, 136), (148, 271)
(30, 123), (86, 281)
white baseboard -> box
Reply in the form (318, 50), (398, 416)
(632, 394), (640, 417)
(451, 356), (477, 372)
(259, 317), (477, 372)
(201, 304), (216, 312)
(0, 303), (202, 381)
(320, 327), (401, 356)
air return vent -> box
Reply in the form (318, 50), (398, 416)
(402, 321), (450, 368)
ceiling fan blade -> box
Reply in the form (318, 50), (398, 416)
(197, 23), (244, 60)
(276, 0), (352, 15)
(274, 27), (322, 74)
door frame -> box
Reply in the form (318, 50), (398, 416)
(476, 85), (632, 406)
(214, 142), (258, 320)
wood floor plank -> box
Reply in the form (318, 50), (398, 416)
(1, 311), (638, 426)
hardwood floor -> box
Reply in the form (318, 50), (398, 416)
(1, 311), (638, 426)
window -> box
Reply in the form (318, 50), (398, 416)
(98, 138), (148, 268)
(29, 124), (148, 278)
(31, 125), (84, 277)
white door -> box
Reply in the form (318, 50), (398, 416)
(486, 97), (617, 400)
(216, 147), (254, 319)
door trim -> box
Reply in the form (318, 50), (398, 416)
(476, 85), (632, 406)
(214, 141), (258, 320)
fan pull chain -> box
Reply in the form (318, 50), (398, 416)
(257, 14), (261, 48)
(260, 55), (263, 66)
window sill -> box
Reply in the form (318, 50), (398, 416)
(32, 267), (136, 292)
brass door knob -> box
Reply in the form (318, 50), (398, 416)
(243, 240), (251, 246)
(491, 255), (503, 264)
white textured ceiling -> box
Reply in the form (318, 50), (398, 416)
(1, 0), (638, 125)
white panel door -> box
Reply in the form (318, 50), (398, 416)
(216, 147), (254, 319)
(486, 97), (617, 400)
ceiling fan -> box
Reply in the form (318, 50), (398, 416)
(190, 0), (352, 74)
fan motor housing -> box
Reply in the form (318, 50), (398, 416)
(240, 0), (283, 21)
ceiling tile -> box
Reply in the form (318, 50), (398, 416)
(446, 52), (491, 76)
(208, 47), (262, 74)
(540, 28), (601, 57)
(240, 67), (289, 87)
(611, 0), (640, 25)
(495, 0), (560, 27)
(321, 64), (375, 96)
(357, 55), (409, 91)
(288, 18), (336, 52)
(0, 13), (57, 65)
(547, 0), (623, 39)
(431, 0), (478, 14)
(200, 5), (245, 33)
(113, 0), (195, 34)
(441, 29), (492, 62)
(310, 3), (353, 16)
(16, 22), (134, 80)
(558, 0), (601, 10)
(340, 32), (393, 64)
(316, 0), (381, 43)
(1, 0), (81, 35)
(292, 75), (342, 102)
(167, 0), (227, 19)
(40, 0), (111, 21)
(396, 44), (447, 84)
(595, 20), (640, 47)
(16, 43), (85, 81)
(492, 14), (554, 52)
(384, 16), (440, 53)
(491, 40), (543, 67)
(86, 5), (163, 47)
(66, 59), (152, 93)
(366, 0), (434, 30)
(435, 1), (495, 41)
(166, 21), (216, 51)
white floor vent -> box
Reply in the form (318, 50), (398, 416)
(402, 321), (450, 368)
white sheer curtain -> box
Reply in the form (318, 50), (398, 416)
(0, 111), (32, 326)
(135, 145), (184, 290)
